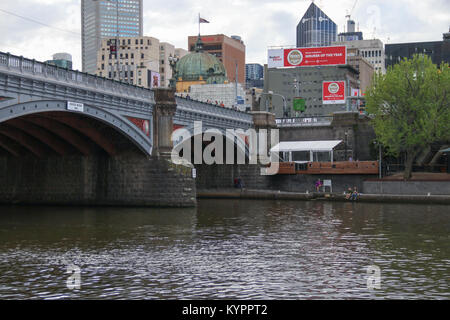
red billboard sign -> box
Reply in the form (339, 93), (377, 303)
(323, 81), (346, 104)
(268, 46), (347, 68)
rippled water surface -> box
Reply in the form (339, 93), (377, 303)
(0, 200), (449, 299)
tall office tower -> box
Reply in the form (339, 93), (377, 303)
(296, 2), (337, 48)
(81, 0), (143, 74)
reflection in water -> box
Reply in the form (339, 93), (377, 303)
(0, 201), (448, 299)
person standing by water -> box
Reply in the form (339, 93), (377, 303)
(315, 179), (323, 192)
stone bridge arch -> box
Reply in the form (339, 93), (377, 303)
(172, 122), (252, 165)
(0, 100), (152, 157)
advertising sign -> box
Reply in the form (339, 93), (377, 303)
(268, 46), (346, 68)
(322, 81), (346, 104)
(148, 71), (161, 89)
(268, 49), (284, 68)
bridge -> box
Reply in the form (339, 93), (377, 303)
(0, 52), (269, 207)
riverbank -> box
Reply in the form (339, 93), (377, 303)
(197, 189), (450, 205)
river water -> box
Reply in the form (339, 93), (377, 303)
(0, 200), (448, 300)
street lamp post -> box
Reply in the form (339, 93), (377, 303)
(373, 140), (383, 179)
(261, 91), (287, 116)
(168, 55), (180, 90)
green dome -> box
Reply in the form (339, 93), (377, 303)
(175, 51), (228, 84)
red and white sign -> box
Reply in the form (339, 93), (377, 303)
(351, 88), (360, 97)
(268, 46), (347, 68)
(323, 81), (346, 104)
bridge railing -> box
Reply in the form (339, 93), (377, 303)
(276, 116), (333, 127)
(0, 51), (154, 102)
(176, 97), (253, 125)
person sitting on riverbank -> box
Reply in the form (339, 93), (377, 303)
(350, 187), (359, 201)
(345, 188), (353, 200)
(234, 177), (245, 189)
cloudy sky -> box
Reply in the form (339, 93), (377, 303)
(0, 0), (448, 70)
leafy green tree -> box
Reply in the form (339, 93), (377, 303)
(366, 54), (450, 180)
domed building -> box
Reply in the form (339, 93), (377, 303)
(173, 37), (228, 93)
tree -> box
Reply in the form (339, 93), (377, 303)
(366, 54), (450, 180)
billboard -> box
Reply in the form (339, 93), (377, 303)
(268, 46), (347, 68)
(148, 71), (161, 89)
(323, 81), (346, 104)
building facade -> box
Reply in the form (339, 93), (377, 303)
(264, 65), (359, 118)
(186, 83), (247, 111)
(346, 49), (374, 95)
(187, 34), (246, 84)
(81, 0), (143, 74)
(45, 53), (73, 69)
(245, 63), (264, 81)
(296, 2), (337, 48)
(96, 36), (160, 88)
(333, 39), (385, 73)
(385, 31), (450, 69)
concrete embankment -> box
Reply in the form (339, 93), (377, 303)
(197, 189), (450, 205)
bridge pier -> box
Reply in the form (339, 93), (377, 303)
(152, 88), (177, 158)
(0, 152), (196, 207)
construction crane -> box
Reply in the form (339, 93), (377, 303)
(346, 0), (359, 20)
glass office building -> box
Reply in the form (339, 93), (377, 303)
(81, 0), (143, 74)
(245, 64), (264, 81)
(296, 2), (337, 48)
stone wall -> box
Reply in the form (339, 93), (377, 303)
(0, 153), (196, 207)
(196, 163), (376, 194)
(196, 164), (271, 190)
(363, 181), (450, 196)
(270, 174), (376, 194)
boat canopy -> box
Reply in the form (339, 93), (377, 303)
(270, 140), (343, 153)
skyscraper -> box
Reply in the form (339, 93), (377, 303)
(81, 0), (143, 74)
(296, 2), (337, 48)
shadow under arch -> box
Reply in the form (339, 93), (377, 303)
(171, 123), (253, 166)
(0, 100), (152, 157)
